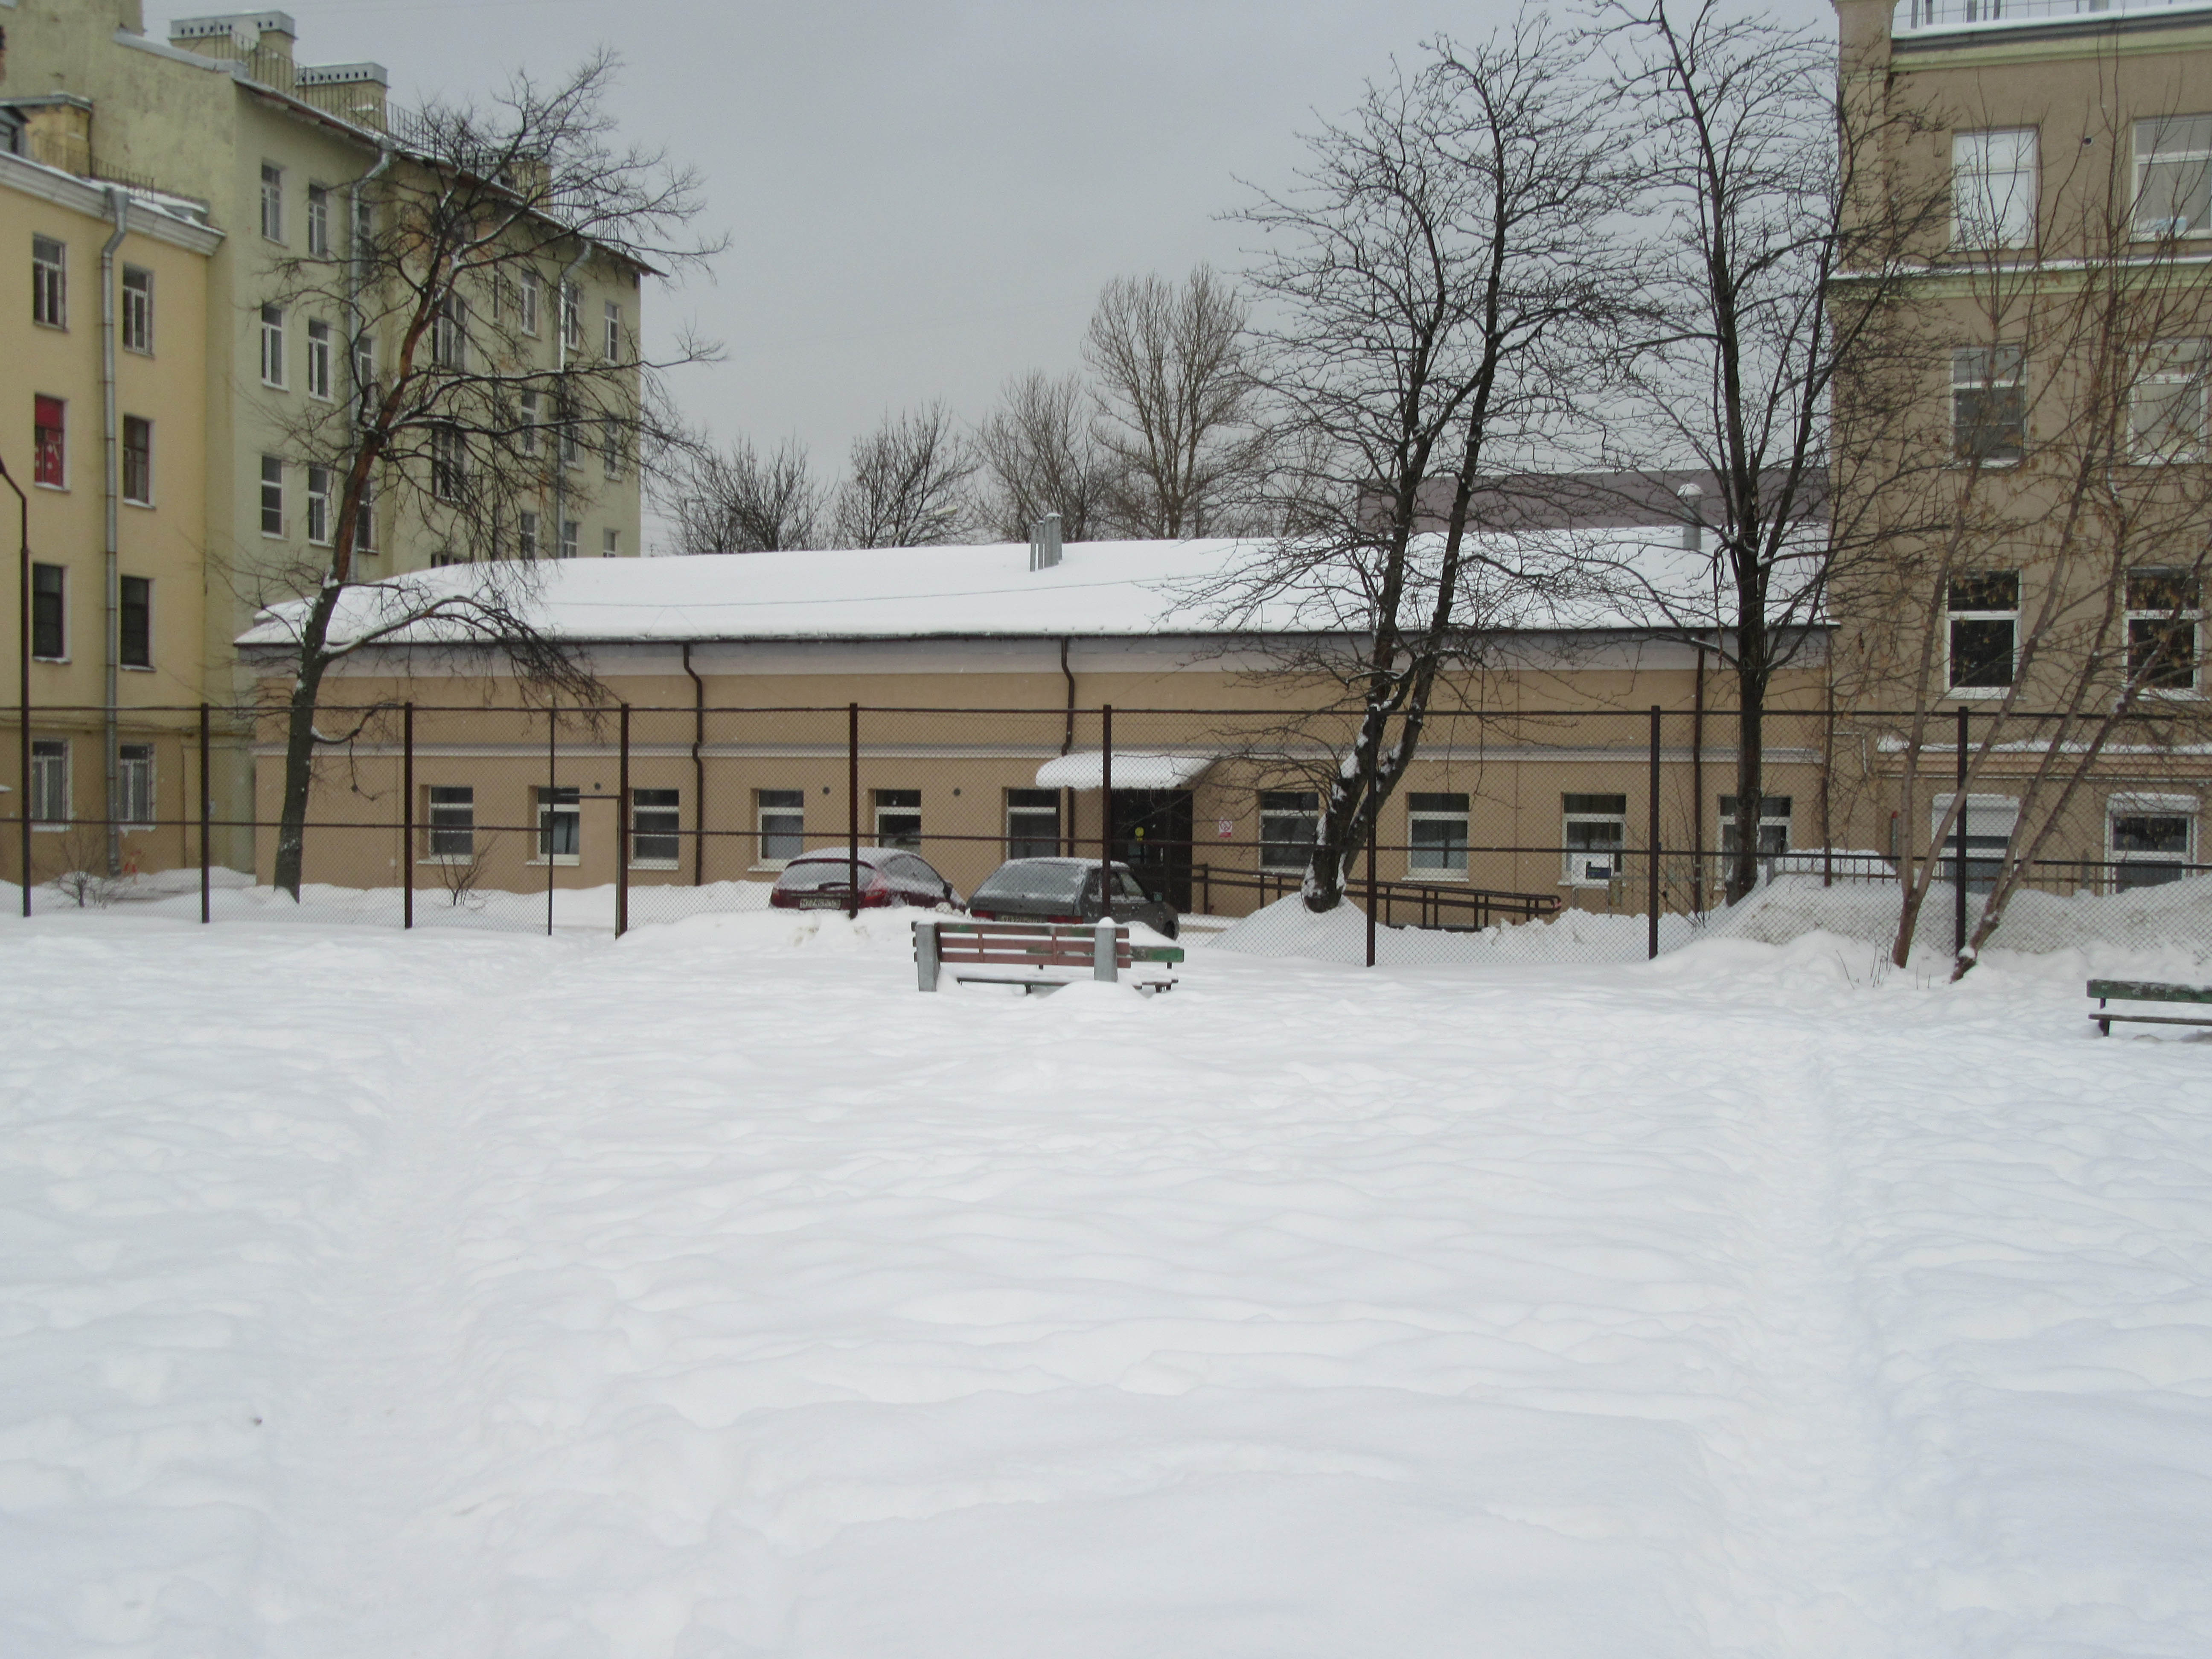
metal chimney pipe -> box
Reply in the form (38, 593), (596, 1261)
(1029, 512), (1062, 571)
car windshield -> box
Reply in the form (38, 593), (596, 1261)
(975, 862), (1090, 902)
(776, 858), (861, 891)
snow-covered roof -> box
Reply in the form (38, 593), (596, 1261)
(237, 530), (1828, 652)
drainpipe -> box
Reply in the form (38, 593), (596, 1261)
(1059, 635), (1076, 855)
(551, 246), (589, 560)
(346, 142), (394, 454)
(681, 640), (704, 885)
(99, 187), (127, 877)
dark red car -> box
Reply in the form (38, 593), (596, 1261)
(768, 846), (962, 911)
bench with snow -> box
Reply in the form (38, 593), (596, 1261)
(2088, 979), (2212, 1036)
(914, 917), (1183, 994)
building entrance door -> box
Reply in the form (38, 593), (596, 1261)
(1112, 789), (1194, 912)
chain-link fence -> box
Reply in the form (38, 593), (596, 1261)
(7, 701), (2209, 966)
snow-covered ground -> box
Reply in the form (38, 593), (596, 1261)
(2, 902), (2208, 1657)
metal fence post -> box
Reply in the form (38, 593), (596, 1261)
(402, 701), (414, 930)
(616, 703), (630, 939)
(1821, 680), (1836, 888)
(1954, 704), (1969, 957)
(1648, 704), (1662, 960)
(1365, 807), (1378, 968)
(847, 701), (859, 920)
(198, 701), (211, 924)
(1100, 704), (1113, 903)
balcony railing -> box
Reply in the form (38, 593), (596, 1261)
(1896, 0), (2212, 34)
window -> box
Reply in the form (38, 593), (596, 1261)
(518, 267), (541, 337)
(431, 424), (465, 502)
(30, 739), (68, 826)
(631, 789), (681, 868)
(118, 744), (154, 826)
(559, 405), (579, 468)
(306, 183), (330, 257)
(31, 563), (64, 659)
(119, 576), (151, 668)
(305, 465), (332, 546)
(2131, 339), (2207, 463)
(432, 290), (467, 370)
(259, 162), (285, 242)
(2108, 794), (2196, 890)
(34, 394), (64, 486)
(1948, 570), (2019, 690)
(1562, 793), (1627, 887)
(874, 788), (922, 850)
(1718, 795), (1792, 857)
(603, 300), (622, 359)
(2134, 115), (2212, 239)
(306, 319), (333, 399)
(602, 421), (623, 480)
(758, 789), (805, 864)
(536, 786), (580, 863)
(1952, 346), (2025, 463)
(121, 265), (152, 352)
(1406, 792), (1469, 876)
(2127, 568), (2202, 691)
(259, 304), (286, 388)
(350, 192), (373, 262)
(518, 388), (541, 455)
(254, 455), (283, 536)
(1953, 128), (2037, 249)
(560, 280), (581, 352)
(355, 471), (376, 553)
(426, 785), (474, 862)
(602, 528), (619, 557)
(518, 509), (539, 559)
(121, 416), (152, 505)
(1930, 793), (2017, 894)
(1259, 790), (1319, 871)
(32, 234), (65, 328)
(1006, 788), (1059, 859)
(559, 517), (578, 559)
(353, 335), (376, 421)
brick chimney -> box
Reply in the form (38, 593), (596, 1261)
(296, 62), (389, 132)
(169, 12), (297, 91)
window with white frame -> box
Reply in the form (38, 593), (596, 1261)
(1259, 790), (1319, 871)
(306, 465), (332, 546)
(431, 424), (465, 502)
(602, 420), (622, 480)
(1406, 792), (1469, 876)
(631, 789), (681, 868)
(1007, 788), (1059, 859)
(518, 509), (540, 559)
(118, 744), (154, 827)
(2107, 793), (2196, 890)
(1948, 569), (2019, 690)
(32, 234), (66, 328)
(432, 290), (467, 370)
(518, 388), (541, 455)
(2134, 114), (2212, 239)
(1562, 793), (1627, 887)
(306, 183), (330, 258)
(354, 470), (376, 554)
(1930, 792), (2017, 894)
(875, 789), (922, 849)
(352, 335), (375, 422)
(536, 786), (580, 863)
(2126, 568), (2202, 691)
(121, 265), (152, 352)
(559, 517), (579, 559)
(259, 304), (286, 387)
(758, 789), (805, 864)
(120, 576), (151, 668)
(306, 319), (333, 399)
(1718, 795), (1793, 856)
(425, 785), (474, 862)
(259, 162), (284, 242)
(122, 416), (152, 506)
(561, 280), (581, 352)
(259, 455), (283, 536)
(1953, 128), (2037, 249)
(32, 563), (64, 659)
(1953, 346), (2025, 463)
(30, 739), (69, 826)
(603, 300), (621, 359)
(2130, 339), (2208, 462)
(518, 267), (541, 337)
(602, 528), (619, 556)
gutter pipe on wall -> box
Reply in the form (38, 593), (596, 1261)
(99, 187), (128, 879)
(681, 641), (704, 885)
(551, 246), (590, 562)
(4, 454), (28, 915)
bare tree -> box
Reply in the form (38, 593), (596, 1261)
(1216, 18), (1627, 912)
(663, 434), (825, 553)
(974, 370), (1111, 541)
(254, 52), (720, 898)
(830, 402), (980, 547)
(1085, 266), (1271, 538)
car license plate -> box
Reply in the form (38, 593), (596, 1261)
(799, 896), (844, 909)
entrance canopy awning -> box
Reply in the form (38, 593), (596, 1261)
(1035, 750), (1218, 791)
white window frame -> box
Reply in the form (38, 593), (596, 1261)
(2125, 568), (2203, 696)
(518, 388), (541, 456)
(120, 264), (152, 352)
(305, 464), (332, 546)
(533, 786), (581, 866)
(30, 738), (70, 828)
(2129, 339), (2207, 463)
(1562, 793), (1627, 888)
(874, 788), (922, 851)
(518, 509), (539, 560)
(32, 234), (66, 329)
(1930, 793), (2018, 893)
(1259, 789), (1320, 873)
(423, 784), (475, 864)
(432, 290), (467, 371)
(1006, 788), (1059, 861)
(259, 304), (287, 389)
(259, 455), (284, 537)
(121, 415), (153, 506)
(1952, 345), (2025, 464)
(629, 788), (682, 870)
(602, 527), (620, 557)
(259, 161), (285, 243)
(352, 335), (375, 421)
(1953, 128), (2037, 250)
(1406, 791), (1470, 879)
(117, 743), (155, 828)
(559, 517), (579, 559)
(518, 267), (541, 338)
(306, 183), (330, 258)
(603, 299), (621, 359)
(560, 280), (581, 352)
(431, 424), (465, 503)
(757, 789), (806, 867)
(1718, 794), (1793, 857)
(1947, 568), (2020, 695)
(354, 470), (376, 555)
(2106, 792), (2198, 891)
(306, 319), (333, 400)
(2133, 114), (2212, 241)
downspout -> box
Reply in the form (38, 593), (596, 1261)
(99, 187), (128, 878)
(1059, 635), (1076, 855)
(682, 640), (704, 885)
(346, 143), (395, 455)
(551, 246), (589, 560)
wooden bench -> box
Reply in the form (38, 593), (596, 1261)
(915, 917), (1184, 994)
(2088, 979), (2212, 1036)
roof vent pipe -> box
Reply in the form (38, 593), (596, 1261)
(1029, 512), (1062, 571)
(1676, 483), (1704, 553)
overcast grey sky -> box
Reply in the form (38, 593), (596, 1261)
(269, 0), (1830, 502)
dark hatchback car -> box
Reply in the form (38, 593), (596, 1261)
(966, 857), (1179, 939)
(769, 847), (962, 911)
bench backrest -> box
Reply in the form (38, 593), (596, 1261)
(2088, 979), (2212, 1004)
(930, 920), (1134, 970)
